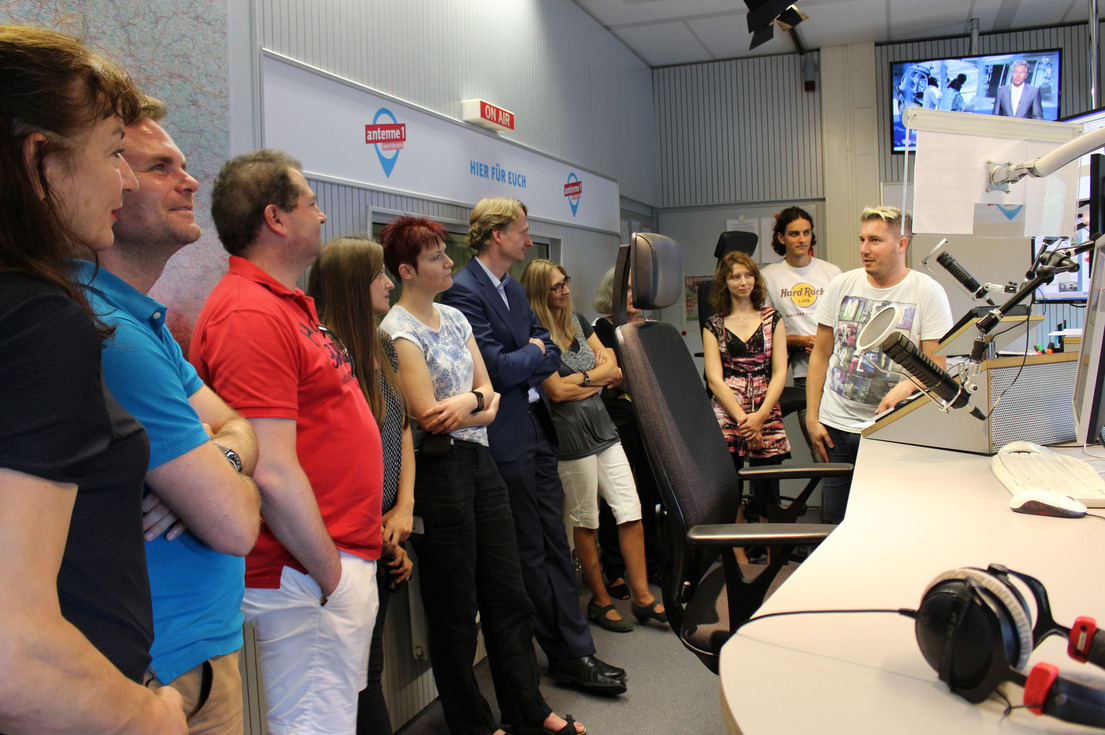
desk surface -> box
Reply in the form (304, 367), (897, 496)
(719, 438), (1105, 734)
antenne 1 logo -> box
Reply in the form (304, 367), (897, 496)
(365, 108), (406, 178)
(563, 173), (582, 216)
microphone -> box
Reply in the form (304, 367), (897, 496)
(857, 306), (984, 420)
(937, 251), (996, 305)
(881, 332), (985, 420)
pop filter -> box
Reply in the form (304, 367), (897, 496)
(856, 305), (901, 352)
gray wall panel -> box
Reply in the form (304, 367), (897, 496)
(654, 53), (824, 207)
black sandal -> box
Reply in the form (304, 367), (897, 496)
(507, 714), (585, 735)
(606, 577), (630, 600)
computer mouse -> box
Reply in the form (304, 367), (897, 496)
(1009, 490), (1088, 518)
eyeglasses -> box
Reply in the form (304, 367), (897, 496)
(549, 277), (571, 294)
(317, 324), (355, 373)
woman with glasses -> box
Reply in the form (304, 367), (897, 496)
(307, 236), (414, 735)
(379, 217), (583, 735)
(0, 25), (187, 733)
(521, 259), (665, 634)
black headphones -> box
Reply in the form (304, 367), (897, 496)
(915, 563), (1105, 727)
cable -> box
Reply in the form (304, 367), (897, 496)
(982, 293), (1036, 420)
(1085, 512), (1105, 522)
(739, 607), (917, 632)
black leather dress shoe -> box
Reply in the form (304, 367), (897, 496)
(550, 655), (628, 696)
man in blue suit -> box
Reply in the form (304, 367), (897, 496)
(992, 59), (1043, 119)
(443, 197), (627, 696)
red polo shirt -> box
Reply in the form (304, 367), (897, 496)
(190, 256), (382, 587)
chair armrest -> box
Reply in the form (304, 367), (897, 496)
(737, 463), (853, 481)
(687, 522), (834, 547)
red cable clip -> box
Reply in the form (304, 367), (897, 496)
(1068, 616), (1098, 663)
(1024, 663), (1060, 715)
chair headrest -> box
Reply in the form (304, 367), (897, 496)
(714, 230), (757, 259)
(631, 232), (682, 310)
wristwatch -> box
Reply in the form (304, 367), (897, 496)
(582, 371), (591, 387)
(470, 390), (485, 414)
(216, 444), (243, 473)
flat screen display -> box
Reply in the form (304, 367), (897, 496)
(891, 49), (1062, 153)
(1031, 236), (1093, 303)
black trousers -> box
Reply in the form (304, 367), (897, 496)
(411, 440), (549, 735)
(357, 560), (394, 735)
(495, 412), (596, 662)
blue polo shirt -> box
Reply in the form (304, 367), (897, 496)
(72, 260), (245, 683)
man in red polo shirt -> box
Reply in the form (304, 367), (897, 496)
(190, 149), (383, 735)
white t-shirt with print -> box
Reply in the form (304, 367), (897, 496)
(762, 257), (842, 378)
(813, 268), (952, 433)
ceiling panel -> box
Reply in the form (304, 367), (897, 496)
(572, 0), (1094, 67)
(611, 21), (714, 67)
(688, 12), (796, 59)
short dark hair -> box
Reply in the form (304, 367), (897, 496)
(211, 149), (303, 256)
(771, 206), (817, 257)
(380, 215), (448, 277)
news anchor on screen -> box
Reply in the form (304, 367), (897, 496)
(992, 59), (1043, 119)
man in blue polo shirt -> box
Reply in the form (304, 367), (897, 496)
(73, 96), (262, 734)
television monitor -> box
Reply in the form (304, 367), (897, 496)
(1031, 236), (1093, 303)
(1073, 238), (1105, 444)
(891, 49), (1062, 152)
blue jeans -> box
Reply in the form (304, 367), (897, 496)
(820, 426), (861, 524)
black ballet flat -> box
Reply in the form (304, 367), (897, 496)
(632, 599), (668, 625)
(587, 599), (633, 633)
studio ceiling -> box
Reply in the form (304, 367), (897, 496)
(571, 0), (1095, 67)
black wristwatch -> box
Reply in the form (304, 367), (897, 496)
(582, 371), (591, 387)
(470, 390), (485, 414)
(216, 444), (243, 473)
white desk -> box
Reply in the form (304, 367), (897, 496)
(720, 438), (1105, 734)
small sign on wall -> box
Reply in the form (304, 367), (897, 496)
(462, 99), (515, 132)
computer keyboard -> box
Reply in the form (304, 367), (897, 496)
(991, 441), (1105, 508)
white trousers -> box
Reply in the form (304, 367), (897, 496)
(558, 442), (642, 529)
(242, 552), (378, 735)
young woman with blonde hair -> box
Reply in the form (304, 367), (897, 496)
(522, 258), (665, 633)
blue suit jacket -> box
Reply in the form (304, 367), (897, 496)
(442, 258), (562, 463)
(992, 83), (1043, 119)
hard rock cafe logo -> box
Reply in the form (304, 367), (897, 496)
(785, 282), (821, 308)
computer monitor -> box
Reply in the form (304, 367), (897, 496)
(1072, 237), (1105, 444)
(1032, 236), (1093, 303)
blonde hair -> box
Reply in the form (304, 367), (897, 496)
(861, 205), (913, 242)
(467, 197), (526, 253)
(521, 258), (578, 352)
(307, 236), (407, 428)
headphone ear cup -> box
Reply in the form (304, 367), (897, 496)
(915, 568), (1034, 700)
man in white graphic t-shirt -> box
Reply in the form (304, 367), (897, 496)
(762, 206), (841, 452)
(806, 206), (952, 523)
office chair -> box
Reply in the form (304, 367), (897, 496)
(611, 232), (852, 673)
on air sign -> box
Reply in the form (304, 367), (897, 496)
(462, 99), (515, 133)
